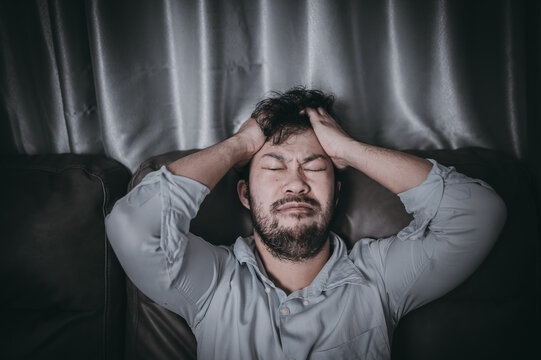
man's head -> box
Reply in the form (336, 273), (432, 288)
(237, 87), (341, 263)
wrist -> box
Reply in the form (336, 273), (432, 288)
(334, 137), (360, 168)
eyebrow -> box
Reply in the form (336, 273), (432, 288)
(261, 153), (287, 162)
(301, 154), (326, 164)
(261, 153), (326, 164)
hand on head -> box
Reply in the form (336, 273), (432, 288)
(232, 117), (266, 168)
(304, 107), (353, 170)
(233, 108), (354, 171)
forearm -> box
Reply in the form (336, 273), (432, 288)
(166, 118), (264, 190)
(305, 107), (432, 194)
(341, 140), (433, 194)
(166, 136), (249, 190)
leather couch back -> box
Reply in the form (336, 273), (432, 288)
(125, 147), (538, 359)
(0, 154), (131, 360)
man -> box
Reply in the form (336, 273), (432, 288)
(106, 88), (506, 359)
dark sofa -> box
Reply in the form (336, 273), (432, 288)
(1, 148), (538, 359)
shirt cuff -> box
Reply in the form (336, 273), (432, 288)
(395, 159), (492, 241)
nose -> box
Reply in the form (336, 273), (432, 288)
(282, 168), (310, 194)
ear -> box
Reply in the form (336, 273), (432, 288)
(335, 180), (341, 207)
(237, 179), (251, 210)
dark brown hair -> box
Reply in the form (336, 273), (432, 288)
(251, 86), (336, 144)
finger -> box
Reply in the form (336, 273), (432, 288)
(304, 108), (322, 127)
(317, 107), (334, 121)
(305, 107), (320, 118)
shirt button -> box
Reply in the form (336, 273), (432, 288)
(264, 287), (271, 293)
(281, 307), (290, 316)
(302, 299), (309, 305)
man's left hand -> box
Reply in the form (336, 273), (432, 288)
(305, 107), (355, 170)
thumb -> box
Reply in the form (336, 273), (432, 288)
(305, 107), (323, 127)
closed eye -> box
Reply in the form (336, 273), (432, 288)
(304, 168), (326, 172)
(264, 168), (285, 171)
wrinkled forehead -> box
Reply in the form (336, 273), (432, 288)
(253, 128), (329, 163)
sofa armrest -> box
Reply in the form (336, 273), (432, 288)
(0, 154), (131, 360)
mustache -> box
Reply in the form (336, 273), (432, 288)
(271, 195), (321, 212)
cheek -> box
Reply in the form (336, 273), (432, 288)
(318, 186), (337, 209)
(248, 178), (276, 205)
(250, 172), (282, 192)
(309, 172), (335, 196)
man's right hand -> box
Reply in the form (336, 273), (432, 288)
(231, 117), (266, 168)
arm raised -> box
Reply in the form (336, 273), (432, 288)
(306, 107), (432, 194)
(106, 117), (265, 327)
(167, 117), (266, 190)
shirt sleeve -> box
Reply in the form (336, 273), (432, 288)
(352, 159), (507, 323)
(105, 165), (232, 328)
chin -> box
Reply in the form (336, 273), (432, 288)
(277, 214), (318, 226)
(278, 209), (317, 218)
(278, 219), (322, 233)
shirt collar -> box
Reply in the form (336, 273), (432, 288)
(233, 232), (366, 298)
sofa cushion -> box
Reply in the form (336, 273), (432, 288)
(0, 154), (131, 360)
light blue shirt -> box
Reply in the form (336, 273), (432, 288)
(105, 159), (506, 360)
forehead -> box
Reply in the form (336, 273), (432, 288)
(252, 129), (328, 162)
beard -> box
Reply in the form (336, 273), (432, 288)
(248, 190), (335, 263)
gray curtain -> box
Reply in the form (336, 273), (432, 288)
(0, 0), (539, 177)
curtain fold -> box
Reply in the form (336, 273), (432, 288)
(0, 0), (538, 174)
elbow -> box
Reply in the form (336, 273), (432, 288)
(492, 191), (507, 230)
(472, 184), (507, 246)
(105, 194), (162, 265)
(492, 191), (507, 241)
(105, 194), (169, 287)
(105, 199), (138, 258)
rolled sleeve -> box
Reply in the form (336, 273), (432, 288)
(157, 166), (210, 263)
(396, 159), (496, 241)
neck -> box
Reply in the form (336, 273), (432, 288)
(253, 234), (331, 295)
